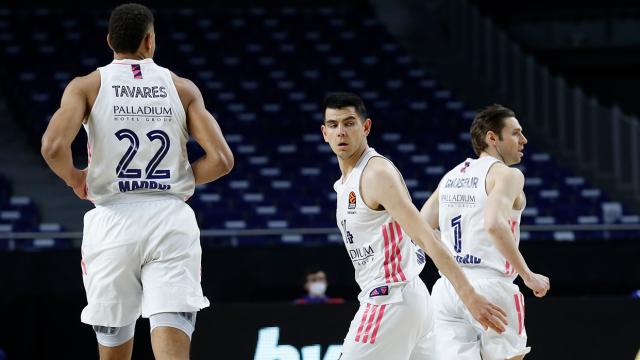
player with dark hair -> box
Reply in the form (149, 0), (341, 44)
(420, 104), (550, 359)
(41, 3), (234, 359)
(322, 93), (507, 359)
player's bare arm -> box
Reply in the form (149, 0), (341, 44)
(419, 187), (440, 230)
(361, 157), (508, 333)
(172, 73), (234, 184)
(485, 164), (550, 297)
(41, 71), (99, 200)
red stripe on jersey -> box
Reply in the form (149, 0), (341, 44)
(509, 218), (518, 234)
(519, 293), (525, 331)
(361, 305), (378, 343)
(393, 222), (407, 281)
(382, 225), (392, 283)
(514, 293), (523, 335)
(368, 304), (387, 344)
(355, 303), (371, 342)
(505, 218), (519, 276)
(388, 223), (399, 282)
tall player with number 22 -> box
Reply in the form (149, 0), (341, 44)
(41, 4), (233, 360)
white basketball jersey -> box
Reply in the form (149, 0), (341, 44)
(438, 156), (523, 280)
(84, 58), (194, 205)
(334, 148), (426, 304)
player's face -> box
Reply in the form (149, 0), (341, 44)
(497, 117), (527, 165)
(321, 107), (371, 160)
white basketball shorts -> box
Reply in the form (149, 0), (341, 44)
(339, 277), (434, 360)
(80, 196), (209, 327)
(430, 276), (530, 360)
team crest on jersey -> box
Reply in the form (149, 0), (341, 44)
(348, 191), (357, 209)
(131, 64), (143, 79)
(460, 161), (471, 173)
(369, 286), (389, 298)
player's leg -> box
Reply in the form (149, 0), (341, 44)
(140, 200), (209, 359)
(149, 312), (196, 360)
(98, 341), (134, 360)
(429, 277), (482, 360)
(474, 280), (530, 360)
(340, 278), (429, 360)
(339, 301), (412, 360)
(150, 324), (191, 360)
(95, 323), (136, 360)
(81, 207), (144, 359)
(407, 279), (435, 360)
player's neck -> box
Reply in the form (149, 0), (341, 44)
(480, 150), (503, 163)
(339, 144), (369, 180)
(113, 51), (151, 61)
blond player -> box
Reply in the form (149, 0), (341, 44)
(420, 104), (550, 359)
(321, 93), (507, 360)
(41, 4), (233, 359)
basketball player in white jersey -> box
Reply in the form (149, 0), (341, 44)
(321, 93), (508, 360)
(420, 104), (550, 359)
(41, 4), (233, 359)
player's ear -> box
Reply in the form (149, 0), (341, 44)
(144, 32), (153, 51)
(321, 124), (329, 143)
(363, 118), (372, 136)
(106, 33), (114, 51)
(486, 130), (498, 146)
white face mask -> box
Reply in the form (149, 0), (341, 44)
(309, 281), (327, 297)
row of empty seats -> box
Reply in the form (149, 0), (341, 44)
(0, 6), (637, 249)
(0, 174), (68, 250)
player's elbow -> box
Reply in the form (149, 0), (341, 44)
(217, 149), (234, 175)
(40, 135), (63, 161)
(484, 217), (505, 236)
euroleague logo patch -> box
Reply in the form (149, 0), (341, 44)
(369, 286), (389, 298)
(348, 191), (357, 209)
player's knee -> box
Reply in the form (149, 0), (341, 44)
(149, 312), (197, 340)
(93, 321), (136, 347)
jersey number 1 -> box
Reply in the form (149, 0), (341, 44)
(451, 214), (462, 253)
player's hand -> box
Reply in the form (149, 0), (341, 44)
(67, 168), (88, 200)
(462, 291), (508, 333)
(522, 272), (550, 297)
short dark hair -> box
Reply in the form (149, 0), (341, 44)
(470, 104), (515, 156)
(303, 266), (325, 282)
(322, 92), (368, 121)
(108, 3), (154, 53)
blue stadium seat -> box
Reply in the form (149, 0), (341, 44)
(0, 6), (636, 247)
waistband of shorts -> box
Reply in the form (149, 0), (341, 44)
(93, 193), (185, 207)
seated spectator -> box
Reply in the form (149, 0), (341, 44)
(294, 267), (344, 304)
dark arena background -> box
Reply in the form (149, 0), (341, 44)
(0, 0), (639, 359)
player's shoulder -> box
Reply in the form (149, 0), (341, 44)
(169, 71), (202, 105)
(170, 72), (198, 92)
(490, 162), (524, 183)
(67, 70), (100, 92)
(364, 156), (396, 175)
(362, 156), (400, 184)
